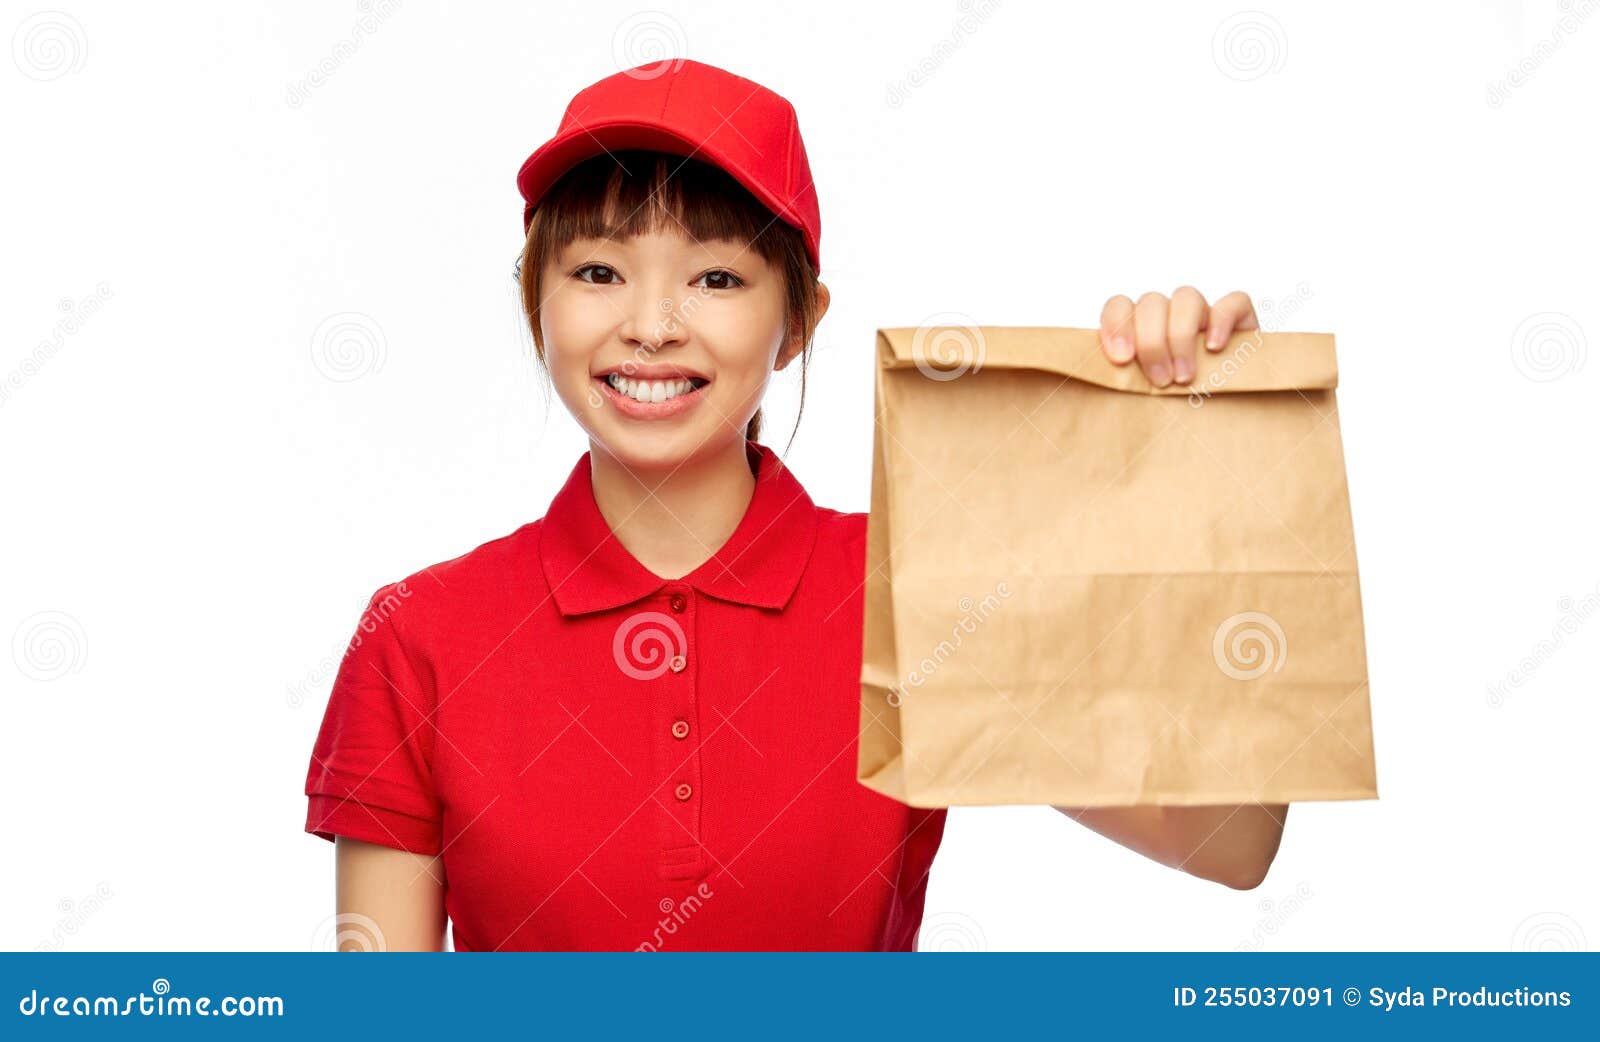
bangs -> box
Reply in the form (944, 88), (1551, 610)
(530, 150), (789, 265)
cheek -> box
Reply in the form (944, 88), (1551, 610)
(698, 294), (789, 389)
(538, 293), (606, 388)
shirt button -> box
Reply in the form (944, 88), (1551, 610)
(669, 593), (687, 613)
(674, 782), (693, 801)
(669, 654), (686, 673)
(671, 719), (690, 740)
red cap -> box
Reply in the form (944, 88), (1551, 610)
(516, 60), (821, 270)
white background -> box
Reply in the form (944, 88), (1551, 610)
(3, 0), (1596, 952)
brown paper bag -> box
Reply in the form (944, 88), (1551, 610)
(856, 325), (1376, 808)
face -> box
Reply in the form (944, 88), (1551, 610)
(538, 226), (810, 473)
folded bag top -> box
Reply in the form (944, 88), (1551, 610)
(875, 325), (1338, 394)
(858, 325), (1375, 809)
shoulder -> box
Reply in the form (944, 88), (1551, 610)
(362, 520), (548, 641)
(808, 505), (867, 576)
(814, 505), (866, 544)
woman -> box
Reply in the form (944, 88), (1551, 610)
(303, 59), (1285, 951)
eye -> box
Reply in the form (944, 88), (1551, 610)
(573, 263), (620, 285)
(693, 269), (744, 291)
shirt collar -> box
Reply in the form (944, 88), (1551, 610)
(538, 440), (821, 617)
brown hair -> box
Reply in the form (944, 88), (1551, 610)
(518, 150), (821, 448)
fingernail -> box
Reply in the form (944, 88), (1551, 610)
(1173, 356), (1194, 383)
(1111, 336), (1135, 363)
(1206, 330), (1224, 349)
(1149, 362), (1172, 387)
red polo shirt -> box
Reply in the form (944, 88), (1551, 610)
(304, 440), (947, 951)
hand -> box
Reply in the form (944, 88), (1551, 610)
(1097, 288), (1259, 387)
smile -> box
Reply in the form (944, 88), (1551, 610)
(605, 373), (707, 403)
(595, 372), (711, 419)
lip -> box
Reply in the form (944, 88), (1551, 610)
(595, 372), (710, 421)
(595, 362), (710, 382)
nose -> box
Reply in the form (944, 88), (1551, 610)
(619, 283), (688, 354)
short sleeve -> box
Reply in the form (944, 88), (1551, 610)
(303, 582), (442, 855)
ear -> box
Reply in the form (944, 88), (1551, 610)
(774, 281), (830, 371)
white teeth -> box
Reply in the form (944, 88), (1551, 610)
(606, 374), (699, 403)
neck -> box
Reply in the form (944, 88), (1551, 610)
(589, 437), (758, 580)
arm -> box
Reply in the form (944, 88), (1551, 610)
(1076, 287), (1285, 888)
(1052, 803), (1288, 890)
(334, 835), (448, 951)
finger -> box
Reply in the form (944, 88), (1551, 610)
(1099, 295), (1137, 364)
(1167, 285), (1208, 384)
(1133, 291), (1173, 387)
(1205, 290), (1260, 350)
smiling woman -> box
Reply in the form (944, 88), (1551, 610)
(518, 149), (827, 469)
(304, 58), (1283, 953)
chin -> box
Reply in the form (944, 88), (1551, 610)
(590, 419), (744, 474)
